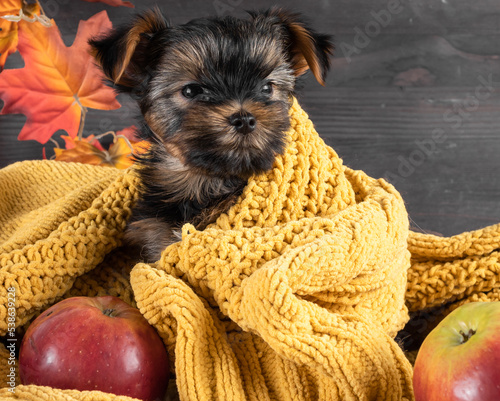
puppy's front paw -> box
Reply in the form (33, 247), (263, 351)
(124, 218), (179, 262)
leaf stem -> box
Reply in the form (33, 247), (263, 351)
(78, 105), (88, 141)
(1, 5), (52, 27)
(115, 134), (134, 152)
(36, 0), (46, 17)
(49, 137), (60, 149)
(93, 131), (116, 142)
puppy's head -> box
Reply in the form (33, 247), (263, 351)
(89, 8), (333, 179)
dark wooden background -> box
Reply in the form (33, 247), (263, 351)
(1, 0), (499, 237)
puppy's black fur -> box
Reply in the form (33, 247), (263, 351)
(89, 7), (333, 261)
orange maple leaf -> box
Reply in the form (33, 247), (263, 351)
(0, 11), (120, 144)
(82, 0), (134, 8)
(60, 134), (105, 151)
(0, 0), (23, 15)
(54, 137), (107, 166)
(0, 0), (42, 70)
(107, 136), (140, 169)
(0, 19), (18, 69)
(54, 128), (150, 169)
(0, 0), (21, 68)
(116, 126), (151, 160)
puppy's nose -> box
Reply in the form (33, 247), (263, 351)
(229, 112), (256, 134)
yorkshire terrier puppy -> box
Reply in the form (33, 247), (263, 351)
(89, 7), (333, 261)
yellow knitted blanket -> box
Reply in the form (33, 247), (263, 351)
(1, 99), (499, 401)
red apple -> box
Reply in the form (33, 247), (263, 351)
(19, 296), (170, 401)
(413, 301), (500, 401)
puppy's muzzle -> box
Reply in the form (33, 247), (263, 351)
(229, 111), (257, 135)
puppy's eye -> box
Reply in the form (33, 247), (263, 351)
(261, 83), (273, 95)
(182, 84), (205, 99)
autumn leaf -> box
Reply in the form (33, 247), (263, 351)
(54, 128), (149, 169)
(0, 11), (120, 144)
(0, 0), (20, 70)
(115, 126), (151, 159)
(115, 125), (139, 140)
(54, 137), (107, 166)
(106, 136), (138, 169)
(100, 127), (150, 169)
(0, 19), (17, 69)
(60, 134), (105, 151)
(0, 0), (23, 15)
(81, 0), (134, 8)
(0, 0), (43, 70)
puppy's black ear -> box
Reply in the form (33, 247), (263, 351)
(89, 8), (168, 90)
(251, 8), (333, 86)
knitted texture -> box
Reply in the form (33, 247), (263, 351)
(1, 99), (499, 401)
(406, 227), (500, 312)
